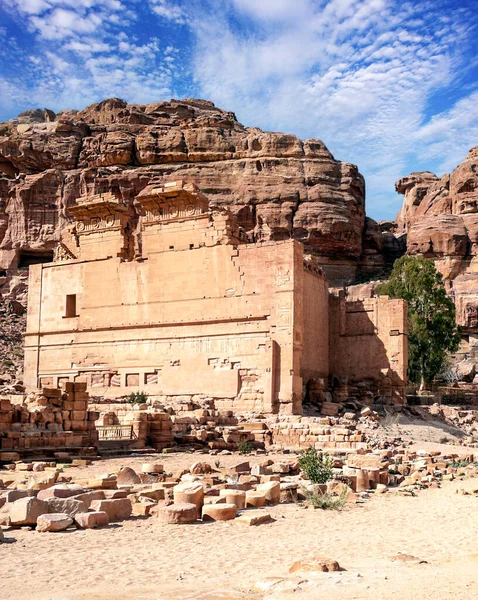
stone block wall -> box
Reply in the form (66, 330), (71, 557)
(0, 384), (98, 460)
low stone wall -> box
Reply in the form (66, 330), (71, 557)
(0, 384), (98, 460)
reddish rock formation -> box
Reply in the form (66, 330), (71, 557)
(395, 146), (478, 366)
(0, 97), (382, 301)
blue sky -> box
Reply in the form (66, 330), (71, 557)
(1, 0), (478, 221)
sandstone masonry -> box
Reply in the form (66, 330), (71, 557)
(23, 181), (407, 413)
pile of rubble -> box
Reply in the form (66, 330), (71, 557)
(0, 298), (26, 391)
(1, 443), (477, 536)
(0, 384), (98, 461)
(428, 404), (478, 445)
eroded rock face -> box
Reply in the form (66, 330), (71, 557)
(0, 97), (374, 300)
(395, 147), (478, 366)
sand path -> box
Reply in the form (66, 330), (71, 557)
(1, 452), (477, 600)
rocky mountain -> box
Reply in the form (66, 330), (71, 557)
(395, 147), (478, 375)
(0, 97), (389, 302)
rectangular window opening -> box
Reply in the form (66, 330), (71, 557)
(65, 294), (77, 318)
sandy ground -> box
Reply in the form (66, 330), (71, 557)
(1, 450), (478, 600)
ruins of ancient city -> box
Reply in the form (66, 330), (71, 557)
(0, 95), (477, 599)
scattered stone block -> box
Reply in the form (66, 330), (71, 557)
(75, 511), (109, 529)
(36, 513), (73, 532)
(72, 491), (106, 509)
(219, 489), (246, 509)
(173, 482), (204, 517)
(47, 498), (87, 518)
(90, 498), (132, 522)
(229, 461), (250, 473)
(37, 484), (86, 501)
(141, 463), (163, 474)
(236, 511), (272, 526)
(202, 503), (237, 521)
(256, 481), (280, 504)
(246, 490), (266, 508)
(280, 482), (298, 503)
(132, 502), (156, 517)
(157, 503), (198, 524)
(3, 490), (29, 503)
(117, 467), (141, 486)
(190, 462), (212, 475)
(10, 497), (48, 526)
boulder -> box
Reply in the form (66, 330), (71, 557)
(10, 497), (48, 526)
(36, 513), (73, 532)
(141, 463), (163, 474)
(236, 512), (272, 526)
(173, 482), (204, 518)
(190, 462), (212, 475)
(245, 491), (267, 508)
(37, 484), (86, 501)
(256, 481), (281, 504)
(89, 498), (132, 522)
(75, 511), (109, 529)
(202, 503), (237, 522)
(116, 467), (141, 486)
(71, 490), (106, 509)
(157, 503), (198, 524)
(289, 556), (341, 573)
(46, 498), (87, 518)
(219, 489), (246, 509)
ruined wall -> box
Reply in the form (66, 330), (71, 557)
(301, 268), (329, 381)
(0, 383), (98, 460)
(329, 295), (408, 404)
(24, 234), (328, 414)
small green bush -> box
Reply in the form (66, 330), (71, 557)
(303, 488), (348, 510)
(298, 447), (333, 484)
(237, 439), (252, 454)
(128, 391), (148, 404)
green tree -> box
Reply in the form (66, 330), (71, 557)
(377, 256), (461, 389)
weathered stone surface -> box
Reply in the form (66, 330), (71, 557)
(116, 467), (141, 486)
(289, 556), (341, 573)
(89, 498), (132, 521)
(0, 97), (370, 304)
(236, 511), (272, 526)
(36, 513), (73, 532)
(245, 490), (267, 507)
(9, 496), (48, 525)
(46, 498), (87, 518)
(173, 482), (204, 518)
(75, 511), (109, 529)
(218, 489), (246, 509)
(37, 484), (86, 501)
(141, 463), (163, 474)
(157, 502), (198, 524)
(202, 503), (237, 521)
(395, 147), (478, 373)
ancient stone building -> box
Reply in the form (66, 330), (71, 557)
(23, 181), (407, 413)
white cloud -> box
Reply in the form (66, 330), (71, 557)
(1, 0), (477, 221)
(186, 0), (476, 218)
(149, 0), (187, 24)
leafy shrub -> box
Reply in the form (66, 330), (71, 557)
(303, 488), (348, 510)
(298, 447), (333, 484)
(128, 391), (148, 404)
(237, 439), (252, 454)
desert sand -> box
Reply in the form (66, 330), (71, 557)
(1, 450), (477, 600)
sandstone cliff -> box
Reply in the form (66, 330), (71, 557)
(0, 98), (385, 300)
(395, 147), (478, 370)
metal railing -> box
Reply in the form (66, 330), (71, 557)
(97, 425), (135, 441)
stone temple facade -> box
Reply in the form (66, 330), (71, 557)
(23, 181), (407, 414)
